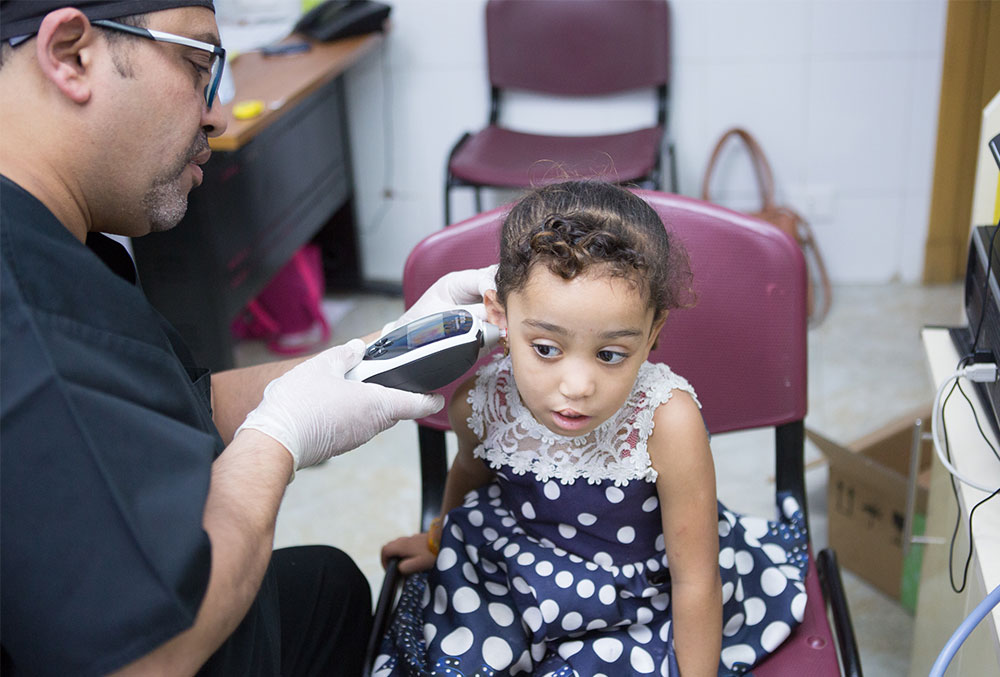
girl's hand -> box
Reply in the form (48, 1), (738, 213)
(381, 533), (437, 575)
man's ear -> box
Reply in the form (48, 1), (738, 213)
(35, 8), (97, 104)
(483, 289), (508, 330)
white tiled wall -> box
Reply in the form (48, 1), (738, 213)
(343, 0), (947, 284)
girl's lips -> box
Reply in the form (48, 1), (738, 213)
(551, 409), (592, 431)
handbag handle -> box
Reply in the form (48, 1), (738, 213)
(701, 127), (777, 211)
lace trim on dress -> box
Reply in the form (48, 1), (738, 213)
(467, 356), (700, 486)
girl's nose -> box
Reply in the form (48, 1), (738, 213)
(558, 366), (596, 401)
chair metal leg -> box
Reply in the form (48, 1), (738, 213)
(474, 187), (483, 215)
(817, 548), (863, 677)
(419, 426), (448, 531)
(668, 141), (679, 194)
(775, 420), (807, 524)
(444, 132), (472, 227)
(444, 178), (452, 227)
(362, 556), (401, 677)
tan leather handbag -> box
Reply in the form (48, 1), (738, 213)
(701, 127), (832, 325)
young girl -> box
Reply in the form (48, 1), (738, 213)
(374, 181), (808, 677)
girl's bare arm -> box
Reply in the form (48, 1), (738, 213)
(649, 390), (722, 677)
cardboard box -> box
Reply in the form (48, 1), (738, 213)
(806, 406), (933, 611)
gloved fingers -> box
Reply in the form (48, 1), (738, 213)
(476, 263), (499, 296)
(442, 265), (498, 305)
(316, 338), (366, 375)
(372, 387), (445, 423)
(381, 265), (498, 336)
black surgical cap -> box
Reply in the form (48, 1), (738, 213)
(1, 0), (216, 42)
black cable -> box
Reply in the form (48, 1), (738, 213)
(938, 147), (1000, 593)
(940, 379), (1000, 593)
(954, 379), (1000, 463)
(947, 480), (1000, 595)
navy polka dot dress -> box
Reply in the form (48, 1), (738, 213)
(374, 357), (808, 677)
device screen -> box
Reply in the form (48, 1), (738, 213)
(368, 311), (474, 360)
(407, 313), (450, 348)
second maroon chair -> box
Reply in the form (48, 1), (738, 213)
(444, 0), (678, 225)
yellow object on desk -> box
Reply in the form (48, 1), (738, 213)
(233, 99), (265, 120)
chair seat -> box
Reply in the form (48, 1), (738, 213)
(753, 551), (841, 675)
(449, 124), (664, 187)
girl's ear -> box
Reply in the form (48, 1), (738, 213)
(484, 289), (508, 330)
(646, 311), (668, 353)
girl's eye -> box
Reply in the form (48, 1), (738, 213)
(531, 344), (562, 359)
(598, 350), (627, 364)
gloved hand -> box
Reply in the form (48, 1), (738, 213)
(382, 264), (498, 335)
(235, 339), (444, 476)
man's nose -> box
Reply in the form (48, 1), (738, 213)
(203, 98), (228, 137)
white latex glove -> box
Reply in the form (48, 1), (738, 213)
(235, 339), (444, 476)
(382, 264), (498, 335)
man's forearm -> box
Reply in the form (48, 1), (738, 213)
(210, 330), (381, 444)
(109, 430), (292, 676)
(211, 358), (307, 444)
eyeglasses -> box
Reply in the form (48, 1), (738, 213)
(91, 19), (227, 109)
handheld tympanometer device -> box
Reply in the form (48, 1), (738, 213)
(346, 309), (503, 393)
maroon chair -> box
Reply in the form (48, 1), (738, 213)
(364, 192), (861, 676)
(444, 0), (678, 225)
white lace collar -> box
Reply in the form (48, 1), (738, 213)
(467, 356), (699, 486)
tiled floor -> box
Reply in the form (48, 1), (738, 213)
(235, 281), (964, 676)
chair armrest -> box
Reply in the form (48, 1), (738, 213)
(817, 548), (863, 677)
(362, 557), (401, 677)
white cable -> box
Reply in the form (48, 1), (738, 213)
(929, 582), (1000, 677)
(931, 364), (1000, 493)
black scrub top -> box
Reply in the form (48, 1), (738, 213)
(0, 176), (279, 675)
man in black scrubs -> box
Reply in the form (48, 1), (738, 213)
(0, 1), (494, 674)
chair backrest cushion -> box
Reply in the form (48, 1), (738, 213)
(403, 191), (807, 433)
(486, 0), (671, 96)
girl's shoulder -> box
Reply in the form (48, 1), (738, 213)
(632, 361), (701, 412)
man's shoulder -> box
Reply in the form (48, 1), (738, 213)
(1, 185), (179, 362)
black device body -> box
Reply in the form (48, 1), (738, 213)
(953, 134), (1000, 434)
(357, 312), (482, 393)
(954, 225), (1000, 436)
(363, 341), (481, 393)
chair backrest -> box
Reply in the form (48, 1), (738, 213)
(485, 0), (671, 96)
(403, 191), (807, 435)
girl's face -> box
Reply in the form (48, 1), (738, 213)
(487, 264), (666, 438)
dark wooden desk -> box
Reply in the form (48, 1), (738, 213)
(133, 33), (381, 370)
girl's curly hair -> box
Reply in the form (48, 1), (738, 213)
(495, 181), (693, 320)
